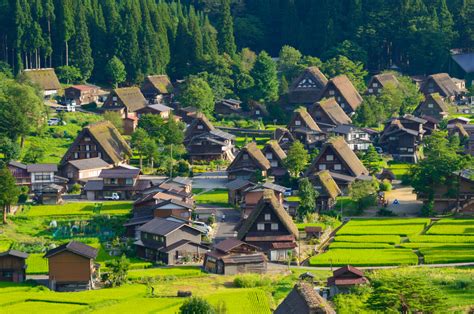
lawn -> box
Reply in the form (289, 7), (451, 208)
(25, 202), (132, 217)
(127, 267), (204, 279)
(194, 189), (230, 207)
(309, 248), (418, 266)
(337, 218), (429, 236)
(235, 137), (270, 149)
(426, 219), (474, 235)
(386, 161), (412, 179)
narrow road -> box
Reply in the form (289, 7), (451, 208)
(284, 261), (474, 271)
(213, 207), (241, 244)
(192, 171), (228, 190)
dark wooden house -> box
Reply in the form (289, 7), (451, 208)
(237, 190), (298, 261)
(7, 161), (30, 186)
(59, 121), (132, 168)
(275, 282), (336, 314)
(309, 98), (352, 131)
(240, 182), (286, 218)
(379, 118), (423, 163)
(44, 241), (99, 291)
(419, 73), (461, 101)
(215, 99), (242, 115)
(308, 170), (341, 212)
(62, 157), (111, 184)
(413, 93), (449, 121)
(287, 107), (325, 148)
(366, 73), (399, 96)
(288, 67), (328, 106)
(317, 75), (363, 115)
(136, 104), (173, 120)
(64, 85), (100, 105)
(327, 265), (368, 297)
(203, 239), (267, 275)
(0, 250), (28, 283)
(102, 87), (148, 117)
(184, 114), (235, 162)
(305, 137), (370, 190)
(134, 217), (207, 265)
(227, 179), (255, 206)
(227, 142), (271, 181)
(262, 141), (288, 183)
(274, 128), (296, 152)
(140, 75), (173, 103)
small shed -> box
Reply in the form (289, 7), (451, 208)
(304, 226), (323, 239)
(327, 265), (368, 297)
(44, 241), (99, 291)
(0, 250), (29, 283)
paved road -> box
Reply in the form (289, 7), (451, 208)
(195, 205), (241, 244)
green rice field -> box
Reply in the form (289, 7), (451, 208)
(25, 202), (132, 217)
(311, 218), (474, 266)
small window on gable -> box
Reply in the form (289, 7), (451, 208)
(266, 153), (273, 160)
(257, 223), (265, 231)
(326, 155), (334, 161)
(334, 164), (342, 170)
(84, 137), (91, 142)
(271, 223), (278, 230)
(243, 154), (249, 160)
(427, 103), (434, 108)
(319, 164), (326, 170)
(368, 88), (373, 93)
(270, 161), (278, 167)
(329, 90), (335, 96)
(197, 124), (203, 130)
(112, 96), (117, 101)
(265, 214), (271, 221)
(373, 82), (378, 87)
(340, 103), (345, 108)
(256, 110), (260, 115)
(295, 120), (301, 126)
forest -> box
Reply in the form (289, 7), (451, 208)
(0, 0), (473, 85)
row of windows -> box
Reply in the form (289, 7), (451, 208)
(104, 178), (134, 185)
(73, 152), (102, 159)
(257, 223), (278, 231)
(318, 164), (342, 171)
(143, 232), (165, 243)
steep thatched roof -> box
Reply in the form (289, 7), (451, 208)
(323, 75), (363, 111)
(275, 282), (336, 314)
(60, 121), (132, 165)
(114, 87), (147, 112)
(228, 142), (271, 172)
(289, 107), (321, 131)
(263, 140), (287, 162)
(237, 189), (298, 240)
(316, 170), (341, 200)
(306, 137), (368, 177)
(370, 73), (399, 88)
(184, 113), (215, 140)
(23, 68), (61, 91)
(311, 98), (352, 125)
(145, 75), (173, 94)
(289, 67), (328, 104)
(421, 73), (460, 97)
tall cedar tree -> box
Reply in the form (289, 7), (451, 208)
(0, 167), (20, 224)
(218, 0), (236, 56)
(250, 51), (279, 102)
(70, 2), (94, 80)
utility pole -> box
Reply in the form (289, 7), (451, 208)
(169, 144), (173, 178)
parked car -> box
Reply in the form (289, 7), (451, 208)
(284, 188), (292, 197)
(375, 146), (383, 154)
(193, 221), (212, 234)
(47, 118), (60, 126)
(104, 193), (120, 200)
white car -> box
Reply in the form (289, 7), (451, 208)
(104, 193), (120, 200)
(193, 221), (212, 234)
(47, 118), (60, 126)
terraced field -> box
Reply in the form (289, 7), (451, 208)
(309, 218), (474, 267)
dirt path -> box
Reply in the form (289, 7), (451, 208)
(384, 185), (422, 216)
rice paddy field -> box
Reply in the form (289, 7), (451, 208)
(309, 218), (474, 266)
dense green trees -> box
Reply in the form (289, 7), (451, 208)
(297, 178), (318, 218)
(0, 167), (20, 224)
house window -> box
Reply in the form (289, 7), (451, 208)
(265, 214), (271, 221)
(407, 148), (414, 152)
(318, 164), (326, 170)
(125, 178), (133, 185)
(85, 145), (90, 151)
(84, 137), (91, 142)
(112, 96), (117, 101)
(373, 82), (378, 87)
(266, 153), (273, 160)
(256, 110), (260, 115)
(340, 103), (345, 108)
(257, 223), (265, 231)
(197, 125), (203, 130)
(98, 152), (102, 158)
(326, 155), (334, 161)
(428, 103), (434, 108)
(243, 154), (249, 160)
(271, 161), (278, 167)
(400, 147), (407, 151)
(271, 223), (278, 230)
(334, 164), (342, 170)
(368, 88), (373, 93)
(74, 152), (79, 159)
(295, 120), (301, 126)
(86, 152), (90, 158)
(337, 96), (341, 101)
(329, 90), (335, 96)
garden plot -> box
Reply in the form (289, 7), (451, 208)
(309, 248), (418, 266)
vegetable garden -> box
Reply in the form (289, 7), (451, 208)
(309, 218), (474, 266)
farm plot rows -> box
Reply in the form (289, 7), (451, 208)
(309, 218), (474, 267)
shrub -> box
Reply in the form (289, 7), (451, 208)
(70, 183), (82, 194)
(233, 274), (272, 288)
(207, 215), (216, 225)
(179, 297), (215, 314)
(377, 208), (396, 217)
(379, 180), (392, 191)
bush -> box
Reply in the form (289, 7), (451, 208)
(70, 183), (82, 194)
(179, 297), (215, 314)
(379, 180), (392, 192)
(233, 274), (272, 288)
(377, 208), (396, 217)
(207, 215), (216, 225)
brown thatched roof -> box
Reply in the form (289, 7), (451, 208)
(184, 113), (215, 140)
(316, 170), (341, 200)
(306, 137), (368, 177)
(323, 75), (363, 111)
(145, 75), (173, 94)
(228, 142), (271, 172)
(421, 73), (460, 98)
(422, 93), (449, 112)
(289, 67), (328, 104)
(289, 107), (322, 131)
(311, 98), (352, 125)
(370, 73), (399, 88)
(275, 282), (336, 314)
(263, 140), (287, 162)
(60, 121), (132, 165)
(114, 87), (147, 112)
(237, 189), (298, 240)
(23, 68), (61, 91)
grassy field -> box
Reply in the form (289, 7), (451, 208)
(194, 189), (230, 207)
(309, 248), (418, 266)
(295, 222), (327, 231)
(234, 137), (270, 149)
(426, 219), (474, 235)
(337, 218), (429, 236)
(25, 202), (132, 217)
(334, 235), (401, 244)
(386, 161), (412, 179)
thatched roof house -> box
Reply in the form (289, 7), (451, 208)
(23, 68), (61, 96)
(275, 282), (336, 314)
(288, 67), (328, 105)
